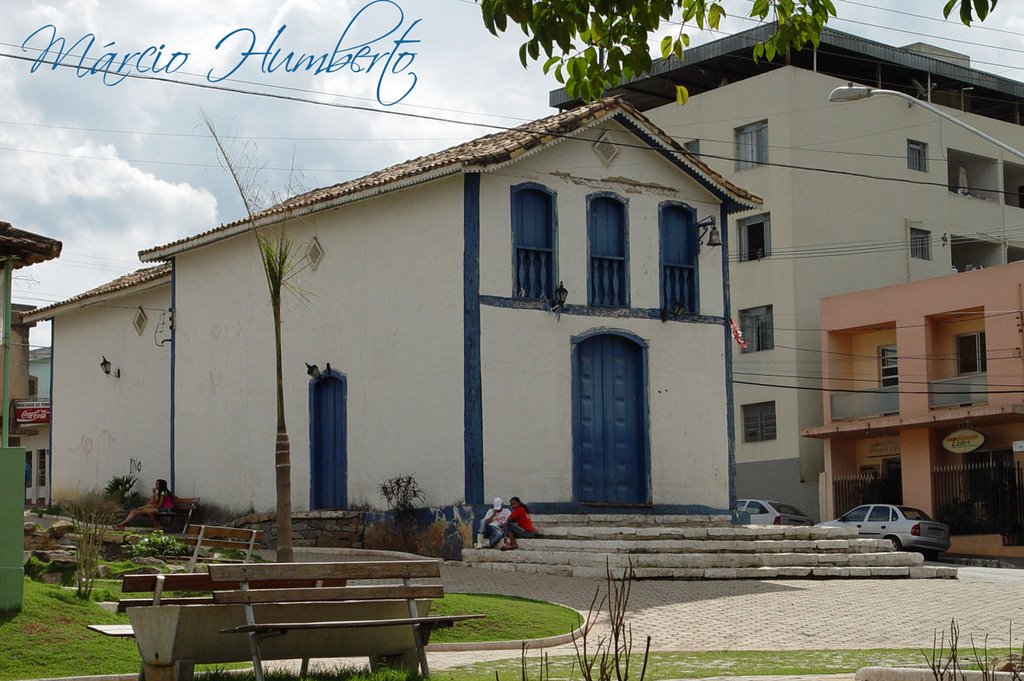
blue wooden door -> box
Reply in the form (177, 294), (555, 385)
(573, 334), (647, 504)
(310, 372), (347, 509)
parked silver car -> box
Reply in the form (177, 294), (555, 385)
(737, 499), (814, 526)
(817, 504), (951, 555)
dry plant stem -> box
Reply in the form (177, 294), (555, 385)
(570, 559), (648, 681)
(970, 633), (991, 681)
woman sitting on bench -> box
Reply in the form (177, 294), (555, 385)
(115, 479), (175, 530)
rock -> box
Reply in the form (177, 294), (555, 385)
(48, 551), (78, 569)
(132, 557), (166, 567)
(24, 522), (40, 534)
(101, 532), (125, 544)
(165, 564), (188, 573)
(122, 566), (161, 575)
(47, 520), (75, 538)
(992, 654), (1023, 672)
(41, 573), (63, 585)
(97, 564), (110, 578)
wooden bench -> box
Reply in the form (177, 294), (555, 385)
(88, 559), (482, 681)
(181, 525), (263, 571)
(156, 497), (200, 533)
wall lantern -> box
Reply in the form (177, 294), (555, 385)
(660, 299), (687, 323)
(305, 363), (321, 379)
(100, 356), (120, 378)
(547, 281), (569, 321)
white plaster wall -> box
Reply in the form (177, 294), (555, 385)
(172, 178), (466, 512)
(476, 122), (731, 509)
(48, 285), (171, 502)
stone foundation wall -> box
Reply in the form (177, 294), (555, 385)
(234, 505), (474, 560)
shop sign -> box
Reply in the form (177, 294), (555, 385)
(942, 429), (985, 454)
(15, 400), (50, 425)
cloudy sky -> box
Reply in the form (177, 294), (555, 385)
(2, 0), (1023, 349)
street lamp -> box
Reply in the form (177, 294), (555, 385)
(827, 83), (1024, 162)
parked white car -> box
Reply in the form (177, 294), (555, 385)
(817, 504), (951, 556)
(737, 499), (814, 526)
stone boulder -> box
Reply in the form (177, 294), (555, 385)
(47, 520), (75, 538)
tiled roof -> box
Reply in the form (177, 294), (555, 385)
(24, 263), (171, 321)
(0, 221), (62, 267)
(140, 97), (760, 261)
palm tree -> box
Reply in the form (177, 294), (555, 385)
(205, 115), (299, 561)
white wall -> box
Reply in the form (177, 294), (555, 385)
(172, 178), (466, 512)
(476, 122), (731, 508)
(48, 285), (171, 502)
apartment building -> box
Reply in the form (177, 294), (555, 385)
(804, 263), (1024, 559)
(554, 25), (1024, 518)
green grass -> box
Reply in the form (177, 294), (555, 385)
(430, 593), (582, 643)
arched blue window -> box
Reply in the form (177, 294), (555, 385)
(588, 193), (628, 307)
(511, 184), (556, 300)
(659, 203), (698, 315)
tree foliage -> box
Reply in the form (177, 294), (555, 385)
(478, 0), (998, 103)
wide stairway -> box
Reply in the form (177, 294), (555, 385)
(458, 513), (957, 579)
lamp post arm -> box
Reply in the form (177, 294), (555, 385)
(869, 88), (1024, 163)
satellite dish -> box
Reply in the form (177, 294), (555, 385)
(911, 79), (928, 98)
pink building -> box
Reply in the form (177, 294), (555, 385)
(803, 262), (1024, 559)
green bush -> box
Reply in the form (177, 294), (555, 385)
(103, 474), (143, 510)
(129, 531), (188, 558)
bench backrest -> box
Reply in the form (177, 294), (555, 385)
(182, 524), (265, 571)
(207, 560), (444, 606)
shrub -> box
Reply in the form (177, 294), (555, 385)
(378, 474), (426, 513)
(129, 531), (188, 558)
(67, 492), (121, 598)
(104, 474), (143, 510)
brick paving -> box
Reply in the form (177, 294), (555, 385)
(422, 563), (1024, 673)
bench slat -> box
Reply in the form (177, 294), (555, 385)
(222, 613), (485, 635)
(209, 560), (441, 582)
(121, 574), (346, 593)
(182, 525), (263, 541)
(116, 596), (214, 613)
(181, 537), (259, 550)
(87, 624), (136, 638)
(213, 584), (444, 605)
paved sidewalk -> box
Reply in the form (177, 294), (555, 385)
(417, 563), (1024, 674)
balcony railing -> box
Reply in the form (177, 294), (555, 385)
(928, 373), (988, 408)
(829, 385), (899, 420)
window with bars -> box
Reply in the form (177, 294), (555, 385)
(879, 345), (898, 386)
(956, 331), (987, 374)
(739, 305), (774, 353)
(739, 213), (771, 262)
(511, 184), (556, 300)
(742, 402), (777, 442)
(659, 203), (697, 315)
(910, 227), (931, 260)
(907, 140), (927, 172)
(735, 120), (768, 170)
(588, 193), (629, 307)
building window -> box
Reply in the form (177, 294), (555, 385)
(511, 184), (556, 300)
(37, 450), (46, 488)
(739, 213), (771, 261)
(907, 140), (928, 172)
(956, 332), (987, 374)
(739, 305), (773, 353)
(683, 139), (701, 156)
(910, 227), (931, 260)
(735, 120), (768, 170)
(588, 193), (629, 307)
(880, 345), (898, 387)
(742, 401), (777, 442)
(659, 203), (697, 315)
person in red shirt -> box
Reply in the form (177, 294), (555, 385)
(502, 496), (538, 550)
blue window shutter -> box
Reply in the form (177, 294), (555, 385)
(588, 194), (628, 306)
(659, 204), (697, 315)
(512, 185), (555, 299)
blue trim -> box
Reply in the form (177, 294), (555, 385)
(485, 502), (737, 518)
(720, 203), (737, 509)
(479, 295), (724, 325)
(47, 320), (54, 507)
(509, 182), (558, 299)
(586, 192), (630, 307)
(657, 201), (700, 314)
(571, 331), (651, 505)
(463, 174), (484, 505)
(308, 368), (348, 509)
(169, 260), (176, 492)
(615, 115), (750, 213)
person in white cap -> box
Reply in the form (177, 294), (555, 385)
(477, 497), (511, 549)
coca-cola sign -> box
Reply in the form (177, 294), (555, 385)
(15, 400), (50, 425)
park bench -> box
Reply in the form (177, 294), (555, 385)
(180, 524), (263, 571)
(88, 559), (482, 681)
(156, 497), (200, 533)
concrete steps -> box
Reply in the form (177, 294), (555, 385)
(458, 514), (957, 580)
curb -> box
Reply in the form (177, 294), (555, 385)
(428, 610), (591, 651)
